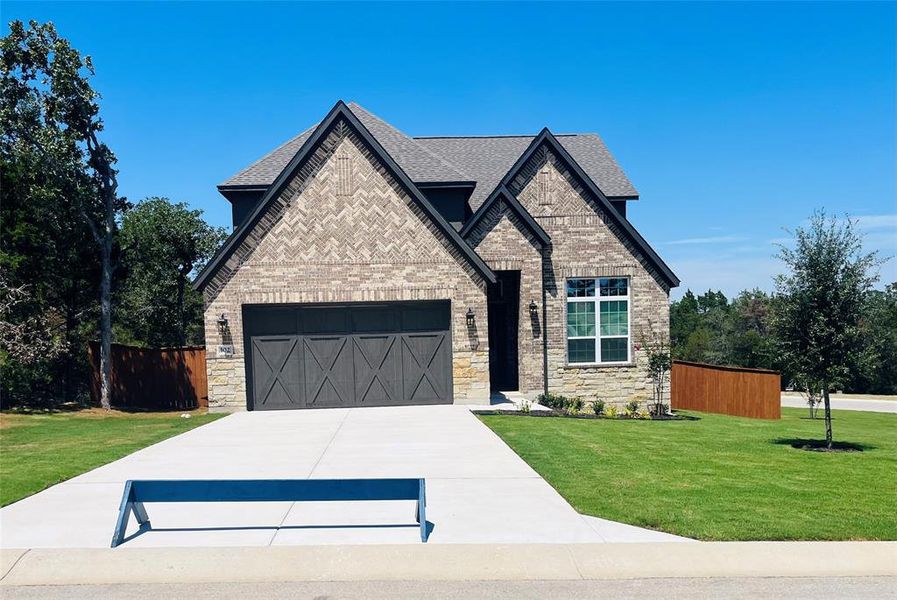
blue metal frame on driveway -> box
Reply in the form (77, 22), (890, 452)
(111, 478), (428, 547)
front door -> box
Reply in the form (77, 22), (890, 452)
(487, 271), (520, 391)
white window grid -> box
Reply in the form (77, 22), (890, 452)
(566, 277), (631, 365)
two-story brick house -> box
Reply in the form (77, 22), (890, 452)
(195, 101), (679, 411)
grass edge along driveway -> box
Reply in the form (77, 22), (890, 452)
(1, 409), (225, 506)
(480, 408), (896, 541)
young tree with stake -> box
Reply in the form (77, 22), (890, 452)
(774, 211), (884, 449)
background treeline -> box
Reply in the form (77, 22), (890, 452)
(670, 285), (897, 395)
(1, 192), (226, 407)
(1, 21), (226, 408)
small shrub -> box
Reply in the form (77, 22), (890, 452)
(605, 404), (618, 418)
(625, 400), (640, 417)
(567, 396), (584, 415)
(536, 392), (553, 408)
(538, 392), (569, 411)
(637, 407), (652, 419)
(519, 399), (532, 414)
(592, 399), (605, 416)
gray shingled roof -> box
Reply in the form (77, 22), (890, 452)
(220, 102), (467, 187)
(220, 124), (317, 188)
(220, 103), (639, 209)
(414, 135), (638, 210)
(346, 103), (468, 183)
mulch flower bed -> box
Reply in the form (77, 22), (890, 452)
(472, 409), (692, 421)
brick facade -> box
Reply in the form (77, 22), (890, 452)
(203, 119), (491, 410)
(465, 199), (545, 396)
(505, 145), (672, 406)
(203, 107), (673, 411)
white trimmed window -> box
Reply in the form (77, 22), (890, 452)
(566, 277), (630, 364)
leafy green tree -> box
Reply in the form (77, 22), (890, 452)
(1, 21), (126, 408)
(1, 22), (110, 406)
(697, 290), (729, 315)
(727, 290), (777, 371)
(117, 198), (227, 347)
(681, 326), (713, 362)
(845, 283), (897, 395)
(671, 289), (739, 365)
(773, 211), (883, 448)
(670, 290), (700, 354)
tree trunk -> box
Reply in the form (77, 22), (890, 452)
(176, 264), (189, 347)
(822, 387), (833, 449)
(64, 292), (76, 404)
(98, 223), (113, 410)
(657, 375), (662, 414)
(96, 168), (116, 411)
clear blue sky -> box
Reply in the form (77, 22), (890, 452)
(5, 1), (895, 298)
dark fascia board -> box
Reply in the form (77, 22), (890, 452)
(195, 101), (495, 290)
(217, 184), (268, 204)
(460, 184), (551, 249)
(217, 184), (269, 192)
(415, 181), (476, 189)
(495, 128), (680, 288)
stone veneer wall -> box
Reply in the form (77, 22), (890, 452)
(203, 119), (490, 410)
(507, 145), (672, 406)
(465, 199), (545, 396)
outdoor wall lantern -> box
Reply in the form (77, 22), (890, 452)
(528, 300), (538, 315)
(466, 308), (475, 327)
(217, 313), (229, 332)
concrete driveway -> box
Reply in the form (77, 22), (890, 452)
(0, 406), (687, 548)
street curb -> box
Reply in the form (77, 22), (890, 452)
(2, 542), (895, 585)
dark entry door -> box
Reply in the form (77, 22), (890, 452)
(487, 271), (520, 391)
(244, 302), (452, 410)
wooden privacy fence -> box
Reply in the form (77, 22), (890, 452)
(671, 360), (781, 419)
(89, 342), (208, 410)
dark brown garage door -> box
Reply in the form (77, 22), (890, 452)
(244, 302), (452, 410)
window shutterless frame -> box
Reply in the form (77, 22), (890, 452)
(565, 277), (631, 365)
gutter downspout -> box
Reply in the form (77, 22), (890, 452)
(541, 247), (549, 399)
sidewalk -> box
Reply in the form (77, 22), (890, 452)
(2, 542), (895, 586)
(3, 577), (894, 599)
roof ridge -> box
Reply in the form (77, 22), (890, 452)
(414, 133), (591, 139)
(346, 102), (470, 180)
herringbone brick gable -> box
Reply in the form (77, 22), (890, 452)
(205, 120), (484, 303)
(465, 198), (543, 253)
(510, 144), (670, 293)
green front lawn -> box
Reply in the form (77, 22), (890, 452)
(0, 409), (225, 506)
(480, 408), (896, 541)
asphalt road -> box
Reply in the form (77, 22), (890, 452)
(781, 393), (897, 414)
(3, 578), (895, 600)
